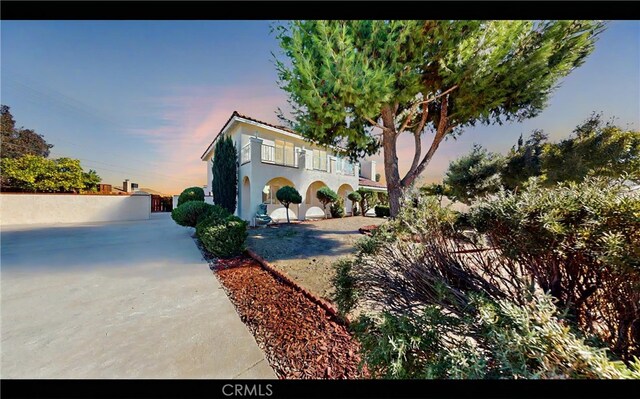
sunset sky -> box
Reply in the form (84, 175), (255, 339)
(2, 20), (638, 194)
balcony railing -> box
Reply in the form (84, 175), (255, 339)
(261, 143), (296, 167)
(241, 143), (251, 165)
(241, 141), (356, 176)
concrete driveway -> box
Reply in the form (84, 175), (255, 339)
(0, 213), (275, 379)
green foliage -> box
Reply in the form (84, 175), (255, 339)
(419, 183), (452, 202)
(275, 20), (603, 215)
(542, 113), (640, 185)
(316, 186), (339, 214)
(195, 205), (232, 236)
(330, 196), (346, 218)
(376, 192), (389, 205)
(1, 105), (53, 159)
(347, 191), (362, 215)
(355, 188), (376, 215)
(471, 177), (640, 358)
(443, 144), (504, 205)
(374, 205), (390, 218)
(331, 259), (357, 315)
(177, 186), (205, 207)
(443, 114), (639, 202)
(198, 215), (248, 258)
(82, 169), (101, 192)
(1, 155), (101, 193)
(276, 185), (302, 224)
(211, 135), (238, 214)
(171, 201), (214, 228)
(353, 295), (640, 379)
(502, 130), (548, 191)
(340, 189), (640, 378)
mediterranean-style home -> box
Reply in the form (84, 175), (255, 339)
(200, 111), (386, 225)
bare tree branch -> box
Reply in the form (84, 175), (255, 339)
(405, 103), (429, 180)
(365, 116), (386, 131)
(415, 85), (459, 106)
(401, 95), (452, 187)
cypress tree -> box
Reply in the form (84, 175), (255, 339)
(211, 135), (238, 214)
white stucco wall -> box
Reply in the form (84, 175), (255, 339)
(0, 194), (151, 226)
(202, 117), (378, 225)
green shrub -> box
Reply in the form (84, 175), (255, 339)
(331, 259), (357, 315)
(470, 176), (640, 358)
(316, 186), (339, 216)
(356, 188), (376, 215)
(347, 191), (362, 215)
(177, 186), (205, 207)
(339, 189), (640, 378)
(198, 215), (248, 258)
(353, 294), (640, 379)
(374, 205), (390, 217)
(330, 197), (345, 218)
(171, 201), (214, 227)
(195, 205), (231, 237)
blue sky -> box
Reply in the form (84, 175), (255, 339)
(2, 20), (638, 194)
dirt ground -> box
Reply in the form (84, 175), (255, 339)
(246, 216), (386, 302)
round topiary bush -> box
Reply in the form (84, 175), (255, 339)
(198, 215), (248, 258)
(171, 201), (214, 227)
(177, 186), (205, 207)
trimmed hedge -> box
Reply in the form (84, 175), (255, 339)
(177, 186), (205, 207)
(195, 205), (231, 236)
(374, 205), (390, 217)
(171, 201), (214, 227)
(198, 215), (248, 258)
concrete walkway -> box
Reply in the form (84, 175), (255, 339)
(1, 213), (275, 379)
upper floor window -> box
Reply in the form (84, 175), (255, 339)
(312, 149), (327, 171)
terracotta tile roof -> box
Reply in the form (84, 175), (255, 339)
(359, 177), (386, 189)
(201, 111), (300, 160)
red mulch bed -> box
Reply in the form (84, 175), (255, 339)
(215, 257), (365, 379)
(358, 225), (380, 236)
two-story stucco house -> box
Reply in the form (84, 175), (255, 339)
(200, 111), (386, 225)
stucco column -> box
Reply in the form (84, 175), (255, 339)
(246, 137), (265, 226)
(250, 137), (263, 163)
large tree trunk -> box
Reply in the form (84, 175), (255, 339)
(381, 108), (402, 217)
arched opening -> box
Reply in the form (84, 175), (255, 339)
(304, 180), (328, 219)
(262, 177), (298, 222)
(241, 176), (251, 222)
(338, 183), (354, 215)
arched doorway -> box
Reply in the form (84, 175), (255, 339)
(304, 180), (328, 219)
(241, 176), (251, 222)
(262, 177), (298, 222)
(337, 183), (354, 215)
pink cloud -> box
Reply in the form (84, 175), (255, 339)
(130, 85), (287, 194)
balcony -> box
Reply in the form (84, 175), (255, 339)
(240, 141), (356, 176)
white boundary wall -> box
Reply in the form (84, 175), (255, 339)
(0, 194), (151, 226)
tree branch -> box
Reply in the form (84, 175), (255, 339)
(416, 85), (459, 106)
(365, 116), (386, 131)
(405, 103), (429, 180)
(401, 95), (452, 188)
(399, 85), (458, 135)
